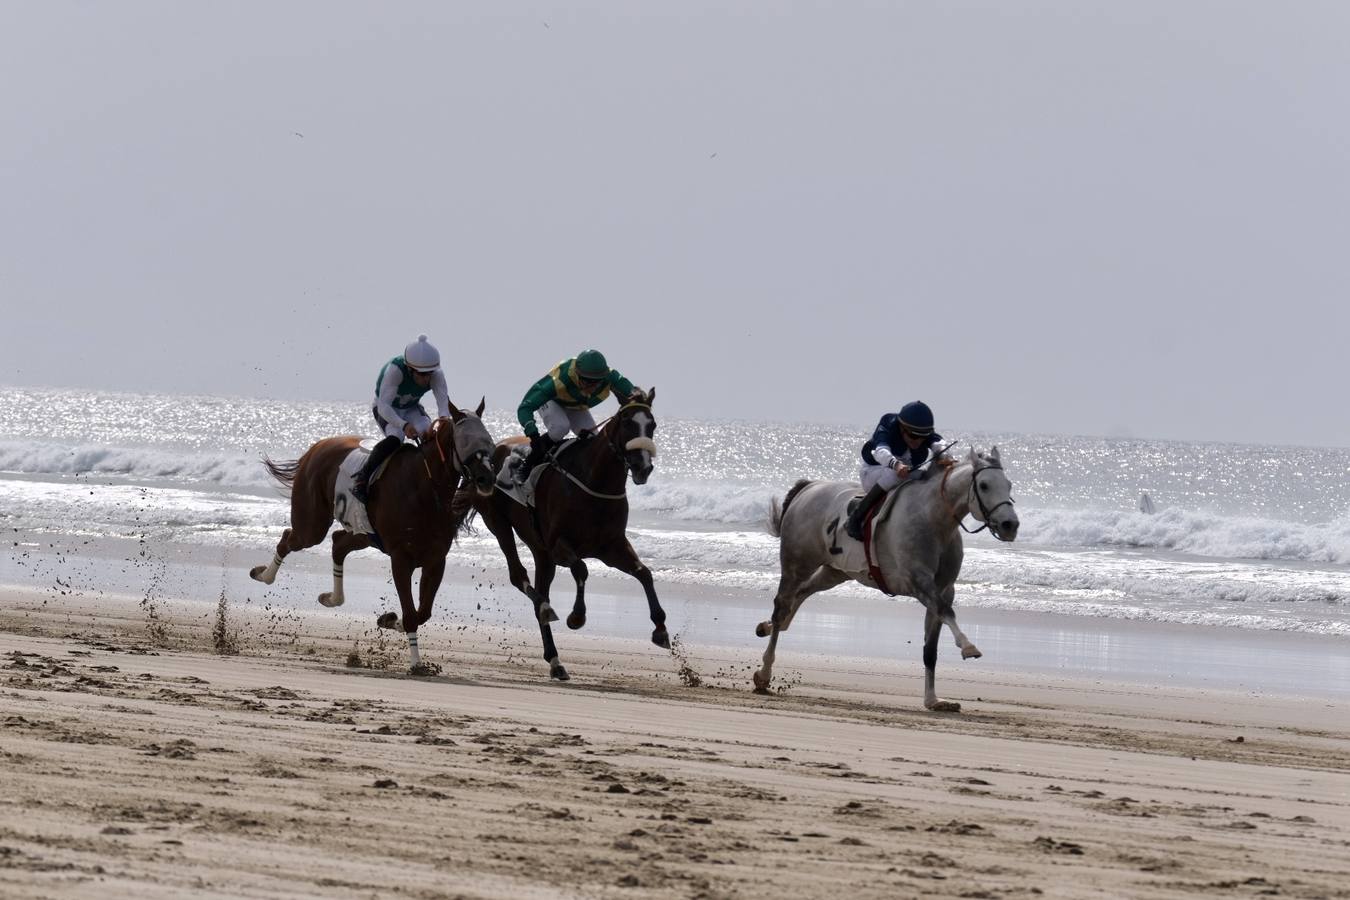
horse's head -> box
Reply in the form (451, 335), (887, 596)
(445, 397), (496, 496)
(966, 446), (1019, 542)
(609, 387), (658, 485)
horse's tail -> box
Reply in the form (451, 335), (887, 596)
(262, 456), (301, 496)
(769, 479), (814, 538)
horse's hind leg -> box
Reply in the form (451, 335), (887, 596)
(486, 501), (558, 624)
(522, 549), (567, 679)
(250, 528), (293, 584)
(753, 566), (846, 694)
(251, 493), (330, 584)
(597, 543), (668, 650)
(319, 530), (370, 608)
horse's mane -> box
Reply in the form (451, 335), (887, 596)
(769, 479), (813, 537)
(448, 485), (479, 536)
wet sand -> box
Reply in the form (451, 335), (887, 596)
(1, 586), (1348, 899)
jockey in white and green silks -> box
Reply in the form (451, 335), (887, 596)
(352, 334), (450, 503)
(514, 349), (637, 482)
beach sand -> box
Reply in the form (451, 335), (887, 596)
(1, 584), (1348, 899)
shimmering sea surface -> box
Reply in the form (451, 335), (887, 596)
(3, 386), (1350, 643)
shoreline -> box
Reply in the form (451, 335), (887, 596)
(4, 529), (1348, 700)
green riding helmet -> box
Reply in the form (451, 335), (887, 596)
(576, 349), (609, 380)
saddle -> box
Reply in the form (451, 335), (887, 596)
(495, 438), (579, 507)
(334, 444), (392, 537)
(846, 485), (907, 596)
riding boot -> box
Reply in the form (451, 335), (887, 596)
(515, 434), (556, 485)
(352, 436), (402, 504)
(845, 484), (888, 541)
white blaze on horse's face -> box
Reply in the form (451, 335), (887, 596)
(624, 410), (657, 485)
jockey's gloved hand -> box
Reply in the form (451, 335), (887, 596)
(576, 430), (595, 442)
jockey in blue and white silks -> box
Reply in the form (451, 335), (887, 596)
(352, 334), (450, 503)
(846, 400), (948, 540)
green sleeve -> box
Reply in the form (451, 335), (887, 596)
(516, 376), (557, 436)
(608, 369), (636, 400)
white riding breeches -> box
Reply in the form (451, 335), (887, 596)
(374, 405), (431, 440)
(539, 401), (597, 441)
(860, 462), (901, 492)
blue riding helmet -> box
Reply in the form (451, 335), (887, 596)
(898, 401), (934, 436)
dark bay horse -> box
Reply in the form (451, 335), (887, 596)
(461, 391), (666, 680)
(249, 399), (496, 673)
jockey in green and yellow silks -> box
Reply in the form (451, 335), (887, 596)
(515, 349), (637, 482)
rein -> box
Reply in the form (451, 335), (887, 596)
(421, 419), (471, 506)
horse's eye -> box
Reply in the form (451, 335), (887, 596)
(978, 483), (988, 492)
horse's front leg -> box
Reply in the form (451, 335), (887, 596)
(376, 555), (424, 672)
(922, 605), (961, 712)
(938, 585), (981, 660)
(415, 556), (445, 628)
(598, 542), (668, 650)
(564, 558), (588, 631)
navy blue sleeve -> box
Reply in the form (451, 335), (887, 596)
(860, 413), (899, 465)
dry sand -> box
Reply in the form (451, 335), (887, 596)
(1, 586), (1347, 899)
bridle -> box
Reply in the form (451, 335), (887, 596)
(941, 456), (1016, 541)
(422, 418), (490, 504)
(550, 401), (656, 501)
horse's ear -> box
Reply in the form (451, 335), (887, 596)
(475, 396), (485, 417)
(646, 386), (655, 405)
(446, 398), (464, 422)
(989, 445), (1001, 462)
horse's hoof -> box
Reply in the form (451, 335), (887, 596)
(410, 662), (442, 677)
(566, 611), (586, 630)
(550, 664), (570, 681)
(754, 621), (772, 638)
(926, 699), (962, 713)
(651, 628), (671, 650)
(249, 565), (274, 584)
(751, 670), (772, 694)
(376, 612), (400, 630)
(539, 603), (559, 624)
(318, 592), (344, 608)
(962, 646), (983, 660)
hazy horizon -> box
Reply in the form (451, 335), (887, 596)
(5, 2), (1348, 447)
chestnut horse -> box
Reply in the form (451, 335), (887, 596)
(462, 391), (665, 680)
(249, 399), (496, 672)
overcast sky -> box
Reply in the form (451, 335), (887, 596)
(3, 1), (1347, 445)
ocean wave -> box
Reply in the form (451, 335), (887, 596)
(628, 481), (774, 524)
(1020, 506), (1350, 565)
(0, 440), (273, 490)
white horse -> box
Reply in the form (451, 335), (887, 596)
(753, 446), (1019, 711)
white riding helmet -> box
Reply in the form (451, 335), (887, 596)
(404, 334), (441, 372)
